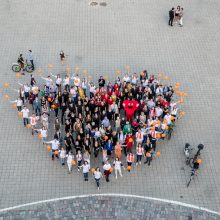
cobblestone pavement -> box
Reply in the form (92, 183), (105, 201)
(0, 195), (220, 220)
(0, 0), (220, 215)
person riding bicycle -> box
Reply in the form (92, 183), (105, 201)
(17, 54), (25, 74)
(191, 160), (200, 176)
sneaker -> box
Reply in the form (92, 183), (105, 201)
(136, 163), (138, 166)
(98, 187), (100, 190)
(139, 162), (141, 165)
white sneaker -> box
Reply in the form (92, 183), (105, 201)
(98, 187), (100, 190)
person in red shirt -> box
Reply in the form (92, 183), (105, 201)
(125, 134), (133, 153)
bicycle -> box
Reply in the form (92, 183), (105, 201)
(12, 62), (34, 73)
(186, 168), (197, 187)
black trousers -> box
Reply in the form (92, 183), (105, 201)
(169, 17), (174, 26)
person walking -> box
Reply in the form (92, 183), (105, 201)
(82, 161), (90, 181)
(169, 7), (175, 26)
(94, 167), (102, 190)
(26, 49), (34, 70)
(113, 157), (124, 179)
(103, 160), (112, 182)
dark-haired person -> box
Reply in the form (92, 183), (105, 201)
(169, 7), (175, 26)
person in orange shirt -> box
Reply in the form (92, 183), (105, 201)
(114, 142), (122, 159)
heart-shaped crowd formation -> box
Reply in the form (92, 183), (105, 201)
(3, 63), (187, 189)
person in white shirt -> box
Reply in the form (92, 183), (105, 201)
(72, 74), (81, 87)
(89, 82), (96, 98)
(82, 161), (90, 181)
(94, 167), (102, 190)
(76, 151), (83, 172)
(29, 113), (39, 135)
(18, 82), (30, 102)
(103, 160), (112, 182)
(155, 106), (163, 118)
(41, 113), (49, 129)
(21, 106), (30, 127)
(59, 148), (66, 166)
(66, 152), (74, 173)
(41, 76), (53, 88)
(113, 157), (124, 179)
(164, 113), (171, 125)
(10, 97), (23, 112)
(35, 126), (48, 144)
(123, 74), (130, 83)
(63, 75), (70, 91)
(70, 86), (77, 103)
(136, 143), (144, 165)
(45, 135), (60, 160)
(131, 73), (137, 85)
(81, 78), (87, 95)
(135, 129), (144, 145)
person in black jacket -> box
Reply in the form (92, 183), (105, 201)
(169, 8), (175, 26)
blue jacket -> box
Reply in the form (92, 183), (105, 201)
(105, 143), (113, 151)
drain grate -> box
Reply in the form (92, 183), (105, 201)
(90, 2), (98, 6)
(100, 2), (107, 6)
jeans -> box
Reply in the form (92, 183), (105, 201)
(95, 178), (100, 188)
(90, 92), (94, 98)
(136, 155), (142, 163)
(17, 106), (22, 112)
(60, 157), (65, 165)
(83, 172), (89, 181)
(35, 107), (41, 115)
(23, 118), (29, 126)
(30, 60), (34, 70)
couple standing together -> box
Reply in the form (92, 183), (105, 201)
(169, 6), (184, 27)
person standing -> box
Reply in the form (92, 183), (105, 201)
(126, 152), (134, 172)
(179, 8), (184, 27)
(136, 143), (144, 165)
(94, 167), (102, 190)
(45, 135), (60, 160)
(66, 152), (74, 174)
(82, 161), (90, 181)
(21, 106), (30, 127)
(113, 157), (124, 179)
(33, 97), (41, 116)
(169, 8), (175, 26)
(59, 148), (66, 165)
(76, 151), (83, 172)
(26, 49), (34, 70)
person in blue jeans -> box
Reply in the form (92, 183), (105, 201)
(94, 167), (102, 190)
(105, 139), (113, 157)
(33, 97), (41, 115)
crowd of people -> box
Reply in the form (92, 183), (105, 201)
(8, 65), (181, 190)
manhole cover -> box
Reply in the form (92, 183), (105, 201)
(100, 2), (107, 6)
(90, 2), (98, 6)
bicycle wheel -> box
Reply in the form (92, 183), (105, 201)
(26, 65), (34, 73)
(186, 177), (191, 187)
(12, 64), (21, 72)
(167, 128), (173, 140)
(189, 158), (194, 168)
